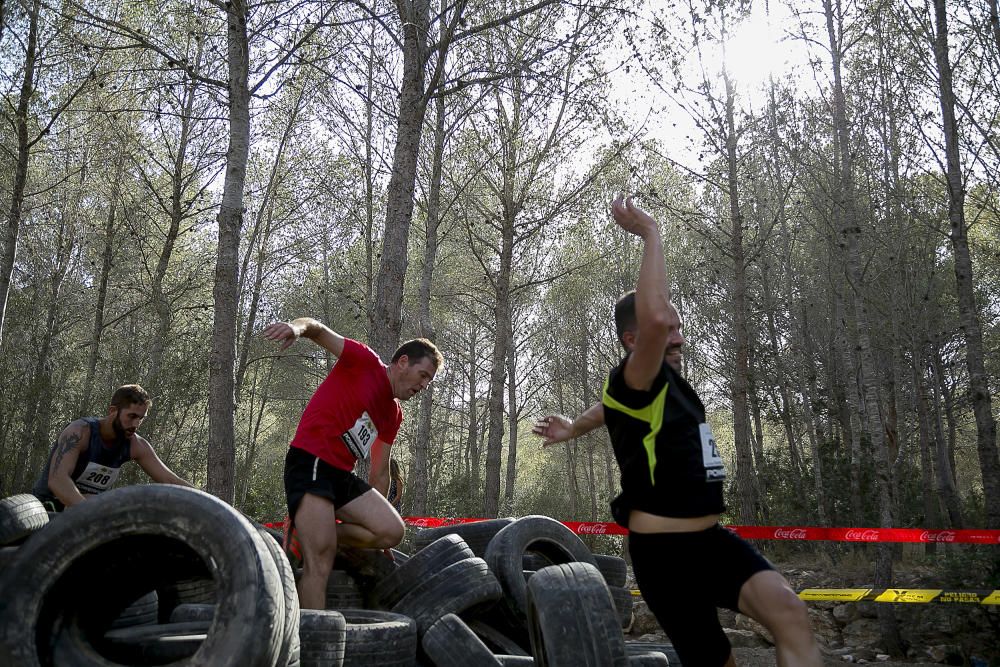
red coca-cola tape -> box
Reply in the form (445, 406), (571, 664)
(399, 518), (1000, 544)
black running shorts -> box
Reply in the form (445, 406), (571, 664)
(629, 524), (774, 667)
(284, 446), (372, 521)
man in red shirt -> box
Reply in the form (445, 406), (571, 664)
(263, 317), (443, 609)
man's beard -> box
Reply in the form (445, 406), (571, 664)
(112, 416), (131, 444)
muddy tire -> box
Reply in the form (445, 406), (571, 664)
(485, 516), (597, 621)
(466, 617), (530, 657)
(594, 554), (628, 588)
(421, 613), (499, 666)
(299, 609), (347, 667)
(609, 585), (634, 628)
(101, 622), (209, 663)
(0, 494), (48, 546)
(169, 603), (216, 624)
(627, 651), (670, 665)
(413, 519), (514, 557)
(372, 534), (475, 609)
(258, 526), (301, 667)
(625, 642), (680, 665)
(340, 608), (417, 666)
(392, 557), (502, 634)
(0, 485), (284, 667)
(526, 562), (627, 667)
(108, 591), (159, 630)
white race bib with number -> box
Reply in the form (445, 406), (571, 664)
(76, 462), (122, 495)
(341, 412), (378, 461)
(700, 423), (726, 482)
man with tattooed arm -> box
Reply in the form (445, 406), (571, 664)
(32, 384), (193, 511)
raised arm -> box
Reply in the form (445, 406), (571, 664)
(532, 402), (605, 447)
(611, 195), (671, 391)
(261, 317), (345, 357)
(47, 420), (91, 507)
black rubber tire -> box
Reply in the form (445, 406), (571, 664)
(157, 576), (216, 621)
(594, 554), (628, 588)
(625, 642), (680, 665)
(299, 609), (347, 667)
(609, 585), (634, 628)
(372, 534), (475, 609)
(169, 603), (216, 624)
(628, 651), (670, 666)
(526, 562), (628, 667)
(0, 485), (284, 667)
(392, 557), (502, 634)
(412, 518), (514, 557)
(340, 608), (417, 666)
(0, 546), (17, 569)
(326, 569), (366, 609)
(0, 494), (48, 545)
(101, 622), (209, 663)
(421, 613), (499, 666)
(108, 590), (159, 630)
(258, 525), (301, 667)
(484, 516), (598, 621)
(466, 618), (530, 657)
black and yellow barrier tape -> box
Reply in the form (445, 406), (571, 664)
(629, 589), (1000, 604)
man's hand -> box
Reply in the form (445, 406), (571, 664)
(611, 195), (658, 239)
(261, 321), (300, 350)
(532, 415), (574, 447)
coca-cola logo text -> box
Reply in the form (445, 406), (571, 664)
(844, 529), (880, 542)
(773, 528), (807, 540)
(919, 530), (956, 543)
(576, 523), (609, 535)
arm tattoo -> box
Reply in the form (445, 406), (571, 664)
(52, 432), (82, 473)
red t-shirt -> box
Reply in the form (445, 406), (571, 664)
(290, 338), (402, 471)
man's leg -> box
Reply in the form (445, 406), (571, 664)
(294, 493), (339, 610)
(738, 569), (822, 667)
(336, 489), (405, 549)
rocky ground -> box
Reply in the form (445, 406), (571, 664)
(625, 556), (999, 665)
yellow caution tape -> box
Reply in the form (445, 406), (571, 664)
(628, 588), (1000, 604)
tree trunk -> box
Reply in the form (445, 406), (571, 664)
(931, 0), (1000, 529)
(929, 350), (964, 527)
(80, 174), (120, 414)
(371, 0), (431, 358)
(412, 67), (447, 516)
(911, 339), (939, 555)
(0, 0), (39, 346)
(503, 339), (518, 514)
(721, 59), (757, 525)
(207, 1), (250, 504)
(466, 326), (481, 495)
(823, 0), (902, 652)
(799, 301), (829, 524)
(483, 271), (512, 517)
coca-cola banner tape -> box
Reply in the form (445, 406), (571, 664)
(399, 518), (1000, 544)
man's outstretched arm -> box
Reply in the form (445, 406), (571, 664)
(261, 317), (345, 357)
(532, 402), (605, 447)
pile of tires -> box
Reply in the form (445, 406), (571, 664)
(0, 489), (673, 666)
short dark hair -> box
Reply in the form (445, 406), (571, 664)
(614, 291), (636, 349)
(111, 384), (152, 409)
(391, 338), (443, 369)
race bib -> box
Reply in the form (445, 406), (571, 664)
(700, 423), (726, 482)
(75, 462), (122, 495)
(341, 412), (378, 461)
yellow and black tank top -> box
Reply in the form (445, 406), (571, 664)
(602, 356), (726, 527)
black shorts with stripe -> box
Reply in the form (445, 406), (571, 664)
(283, 446), (372, 521)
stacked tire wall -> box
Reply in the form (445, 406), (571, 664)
(0, 490), (672, 666)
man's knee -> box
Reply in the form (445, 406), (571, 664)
(373, 515), (405, 549)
